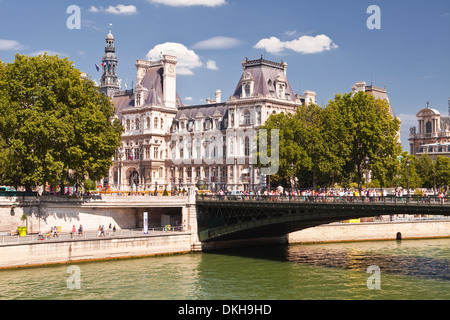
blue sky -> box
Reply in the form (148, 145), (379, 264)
(0, 0), (449, 151)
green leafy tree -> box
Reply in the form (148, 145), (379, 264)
(0, 54), (122, 192)
(327, 91), (401, 190)
(392, 154), (422, 189)
(415, 154), (435, 189)
(435, 156), (450, 190)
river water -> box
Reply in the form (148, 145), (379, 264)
(0, 238), (448, 300)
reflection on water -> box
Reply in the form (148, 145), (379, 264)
(0, 239), (448, 300)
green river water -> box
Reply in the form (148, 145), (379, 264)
(0, 238), (448, 300)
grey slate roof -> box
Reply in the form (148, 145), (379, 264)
(233, 58), (296, 101)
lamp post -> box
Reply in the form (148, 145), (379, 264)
(364, 155), (370, 192)
(171, 166), (175, 194)
(290, 162), (294, 192)
(406, 159), (410, 203)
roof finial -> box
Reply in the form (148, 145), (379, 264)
(109, 23), (113, 33)
(426, 101), (430, 109)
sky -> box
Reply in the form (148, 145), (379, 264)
(0, 0), (449, 151)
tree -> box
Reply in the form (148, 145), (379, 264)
(326, 91), (401, 190)
(0, 54), (122, 192)
(435, 156), (450, 190)
(415, 154), (435, 190)
(392, 154), (422, 190)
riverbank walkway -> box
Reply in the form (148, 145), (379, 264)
(0, 226), (187, 246)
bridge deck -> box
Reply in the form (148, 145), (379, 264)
(195, 195), (450, 242)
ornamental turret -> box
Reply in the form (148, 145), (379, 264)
(100, 29), (120, 97)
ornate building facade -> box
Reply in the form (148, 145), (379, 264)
(100, 32), (316, 192)
(409, 105), (450, 158)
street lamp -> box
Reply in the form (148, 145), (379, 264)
(364, 155), (370, 191)
(406, 159), (410, 202)
(290, 162), (294, 191)
(171, 166), (175, 194)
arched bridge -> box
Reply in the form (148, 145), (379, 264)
(195, 195), (450, 242)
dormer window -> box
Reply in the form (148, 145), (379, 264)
(245, 84), (251, 97)
(241, 72), (254, 98)
(136, 93), (141, 106)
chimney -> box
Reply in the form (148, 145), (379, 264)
(352, 81), (366, 93)
(304, 91), (316, 106)
(215, 90), (222, 103)
(162, 55), (177, 108)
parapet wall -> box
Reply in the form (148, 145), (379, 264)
(0, 195), (191, 234)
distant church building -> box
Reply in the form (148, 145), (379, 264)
(409, 103), (450, 158)
(98, 30), (318, 192)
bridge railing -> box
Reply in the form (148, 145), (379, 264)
(196, 194), (450, 206)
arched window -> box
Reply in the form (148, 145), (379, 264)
(135, 118), (140, 130)
(161, 118), (164, 130)
(154, 117), (159, 129)
(245, 84), (251, 97)
(244, 110), (251, 125)
(146, 117), (151, 129)
(126, 119), (131, 131)
(426, 121), (432, 133)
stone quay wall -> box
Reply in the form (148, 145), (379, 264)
(0, 233), (192, 269)
(288, 220), (450, 244)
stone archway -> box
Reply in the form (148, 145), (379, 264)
(125, 167), (139, 192)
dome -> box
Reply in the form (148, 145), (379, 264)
(106, 30), (114, 40)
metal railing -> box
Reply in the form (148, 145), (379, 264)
(0, 226), (185, 246)
(196, 194), (450, 207)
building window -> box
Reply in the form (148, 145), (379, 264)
(145, 147), (150, 159)
(136, 118), (140, 130)
(426, 121), (432, 133)
(196, 167), (201, 178)
(126, 119), (131, 131)
(161, 118), (164, 130)
(147, 117), (151, 129)
(136, 93), (141, 106)
(159, 167), (163, 178)
(154, 117), (159, 129)
(244, 136), (250, 157)
(187, 167), (192, 178)
(245, 84), (251, 97)
(244, 110), (251, 125)
(153, 147), (159, 159)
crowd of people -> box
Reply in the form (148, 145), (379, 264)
(201, 187), (448, 204)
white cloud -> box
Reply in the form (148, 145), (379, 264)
(146, 42), (203, 75)
(0, 39), (25, 51)
(254, 34), (338, 55)
(184, 97), (193, 101)
(106, 5), (138, 15)
(148, 0), (226, 7)
(205, 59), (218, 70)
(254, 37), (285, 54)
(88, 5), (100, 13)
(191, 36), (242, 50)
(89, 5), (138, 15)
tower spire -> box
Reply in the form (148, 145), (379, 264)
(100, 27), (119, 97)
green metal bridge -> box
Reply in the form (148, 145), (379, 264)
(196, 195), (450, 242)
